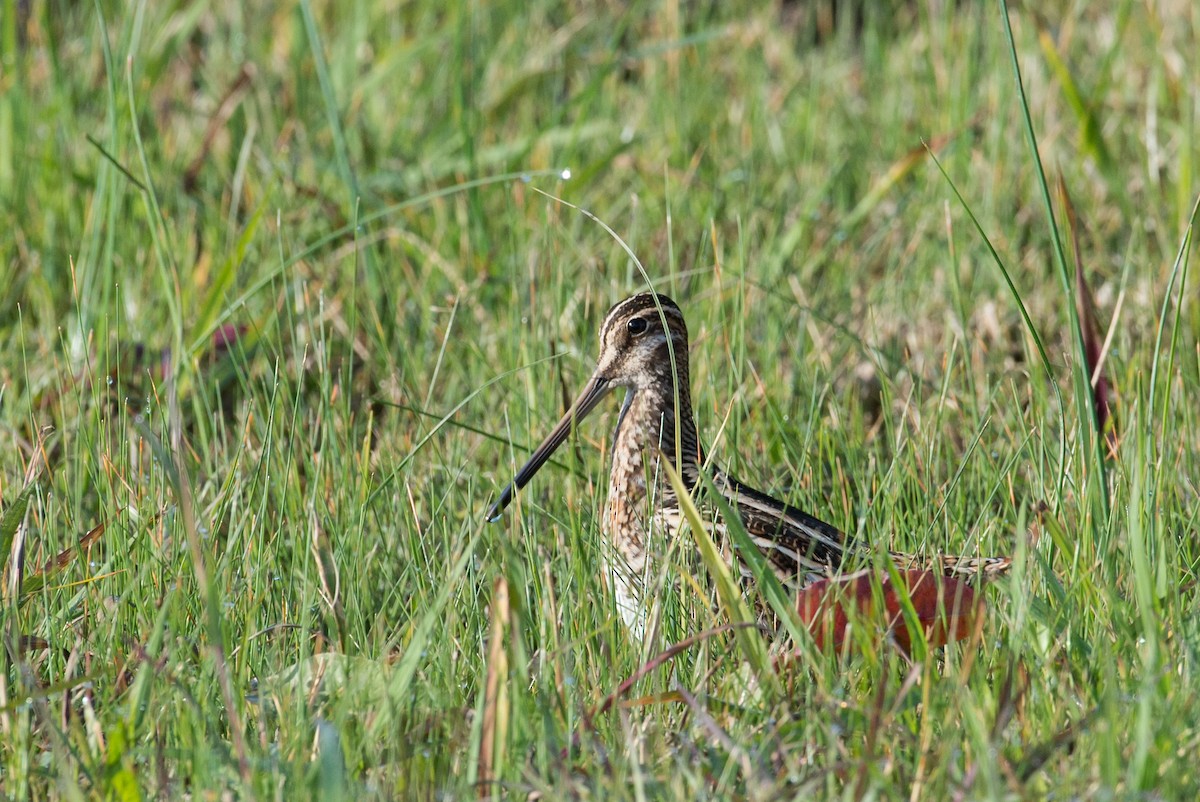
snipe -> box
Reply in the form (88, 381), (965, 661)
(487, 293), (1010, 638)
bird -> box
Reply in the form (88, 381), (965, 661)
(486, 292), (1010, 639)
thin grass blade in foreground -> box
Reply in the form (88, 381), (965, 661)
(695, 469), (813, 650)
(1057, 175), (1115, 451)
(927, 146), (1069, 509)
(1, 428), (49, 603)
(658, 453), (776, 691)
(1001, 0), (1109, 521)
(0, 485), (35, 599)
(1147, 196), (1199, 444)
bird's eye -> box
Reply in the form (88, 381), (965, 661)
(627, 317), (648, 335)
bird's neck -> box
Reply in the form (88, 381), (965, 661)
(611, 374), (701, 492)
(602, 365), (701, 641)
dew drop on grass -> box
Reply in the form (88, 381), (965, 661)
(520, 173), (531, 183)
(560, 168), (572, 180)
(107, 376), (113, 386)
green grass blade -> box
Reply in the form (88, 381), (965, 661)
(1000, 0), (1109, 520)
(928, 148), (1068, 509)
(0, 485), (34, 579)
(695, 471), (808, 648)
(658, 454), (776, 691)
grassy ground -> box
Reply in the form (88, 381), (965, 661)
(2, 0), (1199, 797)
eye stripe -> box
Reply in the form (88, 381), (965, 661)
(601, 293), (685, 340)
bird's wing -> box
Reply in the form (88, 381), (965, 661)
(709, 468), (857, 589)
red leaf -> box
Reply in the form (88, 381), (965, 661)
(795, 568), (984, 656)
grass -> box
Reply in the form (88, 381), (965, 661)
(2, 0), (1199, 797)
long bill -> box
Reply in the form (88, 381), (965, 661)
(486, 374), (613, 522)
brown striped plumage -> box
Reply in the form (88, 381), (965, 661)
(487, 293), (1011, 637)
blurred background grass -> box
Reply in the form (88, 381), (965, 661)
(1, 0), (1198, 797)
